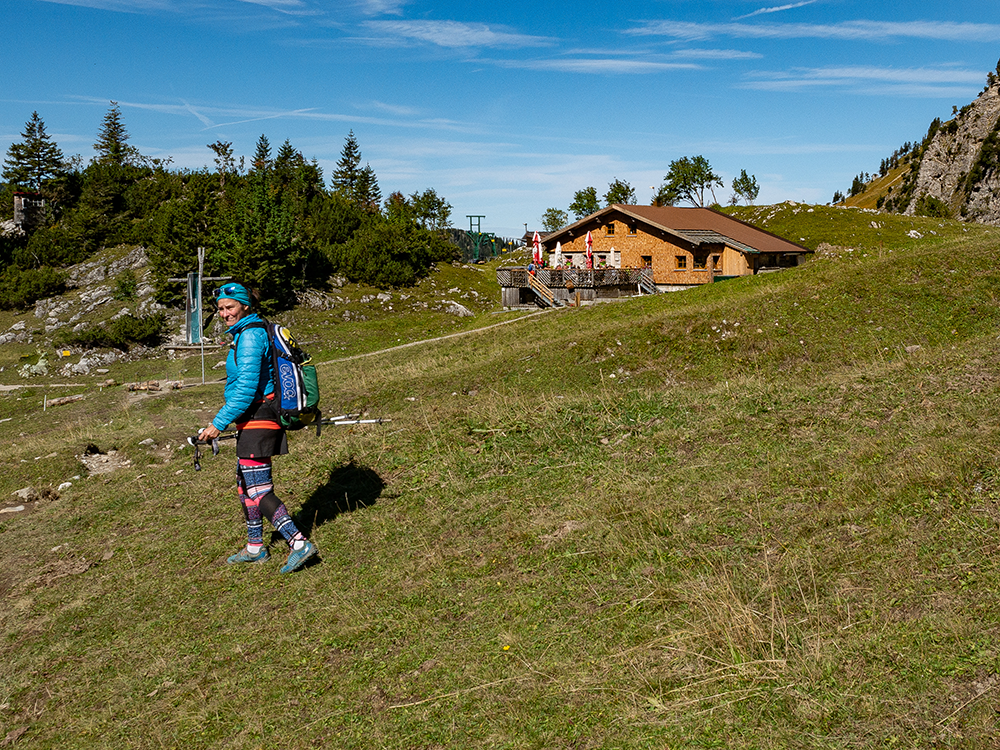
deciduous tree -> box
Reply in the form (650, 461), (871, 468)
(569, 187), (599, 219)
(207, 140), (238, 191)
(541, 207), (568, 232)
(409, 188), (452, 231)
(655, 156), (723, 207)
(603, 178), (636, 206)
(731, 169), (760, 205)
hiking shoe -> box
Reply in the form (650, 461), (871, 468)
(227, 546), (269, 564)
(280, 541), (317, 574)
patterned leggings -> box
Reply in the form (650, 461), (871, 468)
(236, 458), (305, 548)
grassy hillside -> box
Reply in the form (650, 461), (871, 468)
(2, 209), (1000, 748)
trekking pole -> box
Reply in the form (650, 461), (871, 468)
(319, 417), (391, 427)
(311, 413), (391, 436)
(184, 417), (389, 470)
(186, 432), (237, 471)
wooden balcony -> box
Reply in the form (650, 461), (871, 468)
(497, 267), (656, 308)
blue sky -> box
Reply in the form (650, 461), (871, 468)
(6, 0), (999, 238)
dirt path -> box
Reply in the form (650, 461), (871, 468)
(314, 308), (553, 367)
(0, 310), (554, 392)
(0, 383), (90, 392)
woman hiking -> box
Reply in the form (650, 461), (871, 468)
(199, 282), (317, 574)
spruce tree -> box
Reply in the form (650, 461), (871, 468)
(251, 134), (272, 174)
(2, 111), (66, 191)
(331, 130), (362, 200)
(356, 163), (381, 213)
(93, 102), (137, 166)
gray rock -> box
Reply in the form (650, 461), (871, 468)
(443, 301), (474, 318)
(67, 246), (149, 287)
(905, 82), (1000, 224)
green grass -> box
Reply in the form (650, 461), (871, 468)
(2, 211), (1000, 748)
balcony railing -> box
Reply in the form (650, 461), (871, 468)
(496, 267), (649, 289)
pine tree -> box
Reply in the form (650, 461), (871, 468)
(2, 111), (66, 191)
(331, 130), (362, 200)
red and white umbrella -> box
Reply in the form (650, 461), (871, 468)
(532, 231), (542, 265)
(585, 230), (593, 268)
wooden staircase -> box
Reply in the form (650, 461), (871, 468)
(638, 269), (658, 295)
(527, 273), (563, 307)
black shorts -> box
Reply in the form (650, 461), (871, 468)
(235, 397), (288, 459)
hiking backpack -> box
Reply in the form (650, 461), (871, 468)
(240, 321), (321, 432)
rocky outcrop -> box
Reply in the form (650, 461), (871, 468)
(905, 81), (1000, 224)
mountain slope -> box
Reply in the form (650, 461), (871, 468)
(2, 209), (1000, 748)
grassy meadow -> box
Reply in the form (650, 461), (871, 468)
(2, 205), (1000, 748)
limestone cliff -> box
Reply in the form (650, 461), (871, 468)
(903, 80), (1000, 224)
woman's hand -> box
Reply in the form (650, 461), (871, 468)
(200, 425), (222, 441)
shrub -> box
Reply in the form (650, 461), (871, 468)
(0, 266), (67, 309)
(326, 217), (456, 288)
(914, 194), (952, 218)
(59, 312), (166, 351)
(112, 269), (138, 300)
(15, 221), (94, 268)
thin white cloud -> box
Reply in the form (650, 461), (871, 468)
(627, 20), (1000, 43)
(180, 100), (215, 128)
(31, 0), (174, 11)
(355, 0), (408, 15)
(734, 1), (818, 21)
(356, 100), (422, 117)
(68, 95), (478, 133)
(500, 58), (702, 74)
(235, 0), (320, 15)
(672, 48), (762, 60)
(558, 46), (762, 62)
(743, 64), (985, 96)
(749, 64), (984, 85)
(359, 20), (555, 49)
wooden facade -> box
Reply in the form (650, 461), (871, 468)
(499, 205), (812, 307)
(543, 205), (810, 289)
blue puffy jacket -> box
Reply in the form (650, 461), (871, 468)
(212, 313), (275, 430)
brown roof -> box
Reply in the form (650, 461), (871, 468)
(544, 204), (810, 255)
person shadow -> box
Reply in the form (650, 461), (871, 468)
(291, 460), (386, 539)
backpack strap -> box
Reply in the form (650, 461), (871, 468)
(232, 320), (271, 402)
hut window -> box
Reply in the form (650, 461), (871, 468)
(675, 256), (687, 269)
(693, 255), (707, 269)
(627, 225), (637, 235)
(605, 224), (615, 236)
(641, 255), (652, 268)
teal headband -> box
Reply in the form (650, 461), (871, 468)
(214, 282), (251, 306)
